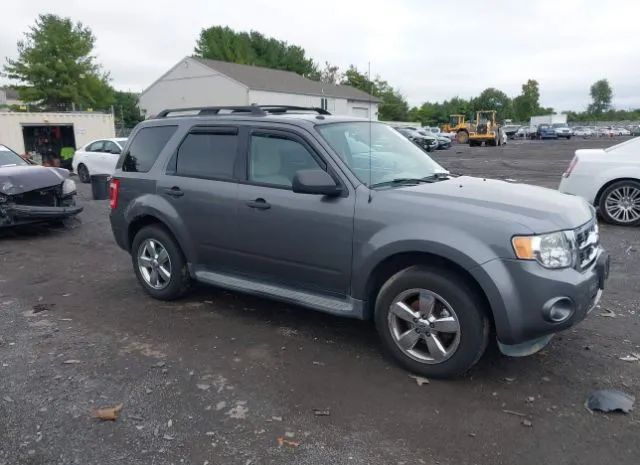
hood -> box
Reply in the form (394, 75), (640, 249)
(388, 176), (593, 233)
(0, 165), (69, 195)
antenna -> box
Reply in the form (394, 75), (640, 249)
(368, 61), (373, 203)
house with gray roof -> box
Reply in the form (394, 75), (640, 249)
(139, 57), (380, 119)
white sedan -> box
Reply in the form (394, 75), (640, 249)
(559, 137), (640, 225)
(572, 126), (595, 137)
(72, 138), (128, 183)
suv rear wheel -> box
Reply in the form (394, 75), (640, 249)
(131, 225), (192, 300)
(375, 266), (489, 378)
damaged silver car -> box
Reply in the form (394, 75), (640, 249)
(0, 144), (82, 228)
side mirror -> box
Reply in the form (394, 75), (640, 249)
(292, 169), (341, 196)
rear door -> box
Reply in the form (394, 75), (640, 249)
(233, 128), (355, 296)
(157, 125), (241, 269)
(83, 140), (106, 173)
(101, 141), (122, 175)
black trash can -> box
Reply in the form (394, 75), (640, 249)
(90, 174), (111, 200)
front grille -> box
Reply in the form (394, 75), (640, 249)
(574, 219), (599, 270)
(12, 186), (59, 207)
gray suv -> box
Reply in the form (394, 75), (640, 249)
(109, 106), (610, 378)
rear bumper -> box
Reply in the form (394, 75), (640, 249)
(480, 249), (609, 347)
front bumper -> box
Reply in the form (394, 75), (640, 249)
(0, 203), (83, 227)
(481, 249), (609, 348)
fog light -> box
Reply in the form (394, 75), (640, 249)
(543, 297), (574, 323)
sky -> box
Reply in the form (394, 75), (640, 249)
(1, 0), (639, 112)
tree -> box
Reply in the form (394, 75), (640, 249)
(3, 14), (113, 109)
(340, 66), (408, 121)
(318, 61), (341, 85)
(194, 26), (318, 77)
(113, 91), (143, 129)
(512, 79), (542, 122)
(471, 88), (512, 121)
(588, 79), (612, 115)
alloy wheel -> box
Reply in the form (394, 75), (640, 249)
(605, 186), (640, 224)
(137, 238), (172, 289)
(387, 289), (461, 364)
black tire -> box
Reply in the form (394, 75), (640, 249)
(598, 180), (640, 226)
(374, 266), (490, 378)
(456, 130), (469, 144)
(77, 164), (90, 183)
(131, 224), (192, 300)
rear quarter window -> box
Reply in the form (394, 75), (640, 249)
(122, 126), (177, 173)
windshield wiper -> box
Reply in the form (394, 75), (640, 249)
(371, 174), (448, 188)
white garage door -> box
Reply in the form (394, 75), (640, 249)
(352, 107), (369, 118)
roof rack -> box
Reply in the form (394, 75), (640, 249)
(155, 105), (331, 118)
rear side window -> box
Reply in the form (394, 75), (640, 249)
(87, 141), (105, 152)
(122, 126), (177, 173)
(176, 131), (238, 180)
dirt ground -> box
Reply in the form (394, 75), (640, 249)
(1, 137), (638, 465)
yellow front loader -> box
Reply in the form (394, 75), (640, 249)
(441, 114), (470, 144)
(468, 110), (502, 147)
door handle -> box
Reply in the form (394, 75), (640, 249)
(163, 186), (184, 197)
(246, 198), (271, 210)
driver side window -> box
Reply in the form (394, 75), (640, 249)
(248, 134), (323, 188)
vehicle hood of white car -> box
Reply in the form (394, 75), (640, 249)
(391, 176), (593, 233)
(0, 165), (69, 195)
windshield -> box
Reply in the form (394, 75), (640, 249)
(0, 145), (28, 167)
(317, 122), (446, 187)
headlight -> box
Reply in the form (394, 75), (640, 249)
(512, 231), (574, 269)
(62, 178), (77, 195)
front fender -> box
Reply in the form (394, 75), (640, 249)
(352, 222), (501, 298)
(124, 194), (197, 263)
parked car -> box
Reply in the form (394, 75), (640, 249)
(0, 143), (81, 227)
(416, 128), (451, 150)
(572, 126), (595, 137)
(396, 127), (438, 152)
(109, 105), (609, 378)
(552, 123), (572, 139)
(559, 137), (640, 225)
(514, 126), (535, 139)
(534, 124), (558, 139)
(502, 125), (521, 138)
(72, 137), (128, 183)
(613, 127), (631, 136)
(596, 127), (614, 137)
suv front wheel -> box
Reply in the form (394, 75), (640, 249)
(375, 266), (489, 378)
(131, 224), (192, 300)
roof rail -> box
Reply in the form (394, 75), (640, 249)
(258, 106), (331, 115)
(155, 105), (331, 118)
(155, 106), (266, 118)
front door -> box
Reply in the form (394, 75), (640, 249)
(157, 126), (241, 269)
(235, 129), (354, 296)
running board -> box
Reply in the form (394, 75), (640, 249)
(194, 269), (365, 319)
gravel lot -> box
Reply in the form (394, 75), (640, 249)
(1, 137), (638, 465)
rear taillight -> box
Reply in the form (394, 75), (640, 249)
(109, 178), (120, 209)
(563, 156), (578, 178)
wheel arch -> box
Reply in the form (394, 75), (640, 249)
(123, 196), (197, 264)
(361, 251), (495, 331)
(594, 177), (640, 206)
